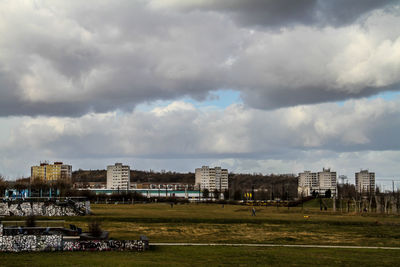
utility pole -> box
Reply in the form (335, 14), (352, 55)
(393, 180), (395, 195)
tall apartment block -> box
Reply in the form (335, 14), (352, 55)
(107, 163), (130, 190)
(297, 171), (317, 196)
(31, 161), (72, 182)
(195, 166), (228, 192)
(355, 170), (375, 194)
(298, 168), (337, 197)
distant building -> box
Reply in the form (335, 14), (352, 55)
(298, 171), (317, 197)
(195, 166), (228, 193)
(73, 181), (107, 189)
(298, 168), (337, 197)
(31, 161), (72, 183)
(355, 170), (375, 194)
(107, 163), (130, 190)
(132, 183), (193, 191)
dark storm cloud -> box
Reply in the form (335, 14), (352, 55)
(154, 0), (397, 28)
(0, 1), (399, 116)
(0, 1), (232, 116)
(241, 83), (400, 110)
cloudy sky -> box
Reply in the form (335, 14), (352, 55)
(0, 0), (400, 187)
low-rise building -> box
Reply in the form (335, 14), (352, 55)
(132, 183), (193, 191)
(73, 182), (107, 189)
(106, 163), (130, 190)
(355, 170), (375, 194)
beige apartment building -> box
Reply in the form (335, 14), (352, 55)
(195, 166), (228, 192)
(298, 168), (337, 197)
(355, 170), (375, 194)
(31, 162), (72, 182)
(107, 163), (130, 190)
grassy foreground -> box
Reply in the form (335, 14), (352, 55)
(2, 203), (400, 266)
(41, 203), (400, 246)
(5, 203), (400, 246)
(1, 246), (400, 266)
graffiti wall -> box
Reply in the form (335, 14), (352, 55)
(0, 235), (62, 252)
(0, 236), (147, 252)
(0, 223), (148, 252)
(62, 240), (148, 251)
(0, 201), (90, 216)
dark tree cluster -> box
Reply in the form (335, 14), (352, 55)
(0, 174), (7, 197)
(72, 169), (195, 184)
(73, 169), (107, 183)
(72, 169), (299, 201)
(229, 173), (298, 201)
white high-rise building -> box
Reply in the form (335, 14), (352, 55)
(298, 171), (317, 197)
(318, 168), (337, 196)
(298, 168), (337, 197)
(107, 163), (130, 190)
(355, 170), (375, 194)
(195, 166), (228, 192)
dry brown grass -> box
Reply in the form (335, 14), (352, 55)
(13, 203), (399, 246)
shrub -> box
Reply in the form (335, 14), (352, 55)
(88, 220), (102, 237)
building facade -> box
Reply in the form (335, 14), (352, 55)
(31, 162), (72, 182)
(355, 170), (375, 194)
(195, 166), (228, 193)
(298, 168), (337, 197)
(298, 171), (317, 197)
(107, 163), (130, 190)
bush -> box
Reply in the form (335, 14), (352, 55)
(88, 220), (102, 237)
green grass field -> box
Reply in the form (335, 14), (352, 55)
(1, 246), (400, 266)
(2, 203), (400, 266)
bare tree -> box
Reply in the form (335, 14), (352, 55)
(202, 189), (209, 198)
(213, 189), (220, 200)
(55, 179), (72, 197)
(30, 178), (49, 197)
(14, 178), (29, 197)
(0, 174), (8, 197)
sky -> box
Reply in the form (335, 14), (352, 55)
(0, 0), (400, 187)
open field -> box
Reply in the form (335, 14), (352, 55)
(46, 203), (400, 246)
(4, 203), (400, 246)
(2, 203), (400, 266)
